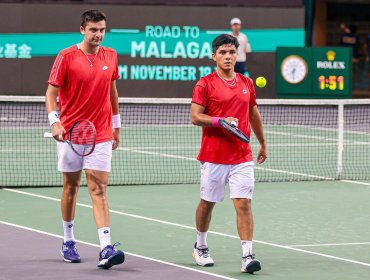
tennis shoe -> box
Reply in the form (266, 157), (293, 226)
(192, 243), (214, 267)
(61, 240), (81, 263)
(241, 254), (261, 273)
(97, 242), (125, 269)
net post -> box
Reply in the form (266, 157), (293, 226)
(337, 103), (344, 178)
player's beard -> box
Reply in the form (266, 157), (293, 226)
(88, 35), (103, 47)
(90, 38), (102, 46)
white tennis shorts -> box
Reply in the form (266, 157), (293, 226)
(200, 161), (255, 202)
(57, 141), (113, 172)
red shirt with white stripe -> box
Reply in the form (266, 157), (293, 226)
(48, 44), (119, 143)
(192, 71), (257, 164)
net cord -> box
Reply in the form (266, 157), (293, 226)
(1, 95), (370, 106)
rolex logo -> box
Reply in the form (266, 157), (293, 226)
(326, 51), (336, 61)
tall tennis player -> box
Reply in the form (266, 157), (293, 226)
(45, 10), (125, 269)
(191, 34), (267, 273)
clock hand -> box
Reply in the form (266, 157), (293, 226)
(291, 68), (296, 80)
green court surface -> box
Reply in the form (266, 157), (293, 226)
(1, 180), (370, 279)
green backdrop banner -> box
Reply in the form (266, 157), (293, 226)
(0, 28), (304, 58)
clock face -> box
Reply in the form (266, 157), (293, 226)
(281, 55), (308, 84)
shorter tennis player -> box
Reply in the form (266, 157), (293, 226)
(191, 34), (267, 273)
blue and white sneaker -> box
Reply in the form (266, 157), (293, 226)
(97, 242), (125, 269)
(192, 242), (214, 267)
(61, 240), (81, 263)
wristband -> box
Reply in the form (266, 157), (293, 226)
(211, 117), (223, 127)
(112, 114), (121, 129)
(48, 111), (60, 126)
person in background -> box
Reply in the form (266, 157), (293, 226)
(230, 18), (252, 75)
(340, 23), (360, 60)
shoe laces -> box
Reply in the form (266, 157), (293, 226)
(197, 247), (210, 258)
(242, 254), (255, 260)
(65, 241), (79, 256)
(101, 242), (121, 258)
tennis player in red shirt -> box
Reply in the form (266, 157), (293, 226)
(191, 34), (267, 273)
(45, 10), (124, 269)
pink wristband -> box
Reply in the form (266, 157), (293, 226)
(211, 117), (222, 127)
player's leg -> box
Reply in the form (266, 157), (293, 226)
(229, 161), (261, 273)
(196, 199), (215, 244)
(193, 162), (229, 266)
(58, 142), (83, 263)
(84, 141), (124, 269)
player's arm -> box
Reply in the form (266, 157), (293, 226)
(245, 35), (252, 53)
(249, 105), (267, 163)
(110, 80), (120, 150)
(191, 103), (237, 127)
(45, 84), (64, 141)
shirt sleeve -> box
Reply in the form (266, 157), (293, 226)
(112, 52), (120, 81)
(48, 53), (67, 87)
(192, 79), (208, 107)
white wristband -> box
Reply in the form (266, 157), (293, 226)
(112, 114), (121, 129)
(48, 111), (60, 126)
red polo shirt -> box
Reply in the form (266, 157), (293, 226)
(48, 44), (119, 143)
(192, 71), (257, 164)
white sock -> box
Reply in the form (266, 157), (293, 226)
(196, 231), (208, 249)
(98, 227), (111, 251)
(62, 220), (75, 242)
(241, 240), (253, 257)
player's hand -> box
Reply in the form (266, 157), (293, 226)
(51, 122), (65, 141)
(257, 144), (267, 164)
(225, 117), (238, 126)
(112, 128), (120, 150)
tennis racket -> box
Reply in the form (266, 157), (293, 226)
(44, 119), (96, 156)
(219, 119), (250, 143)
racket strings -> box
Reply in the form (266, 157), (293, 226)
(70, 121), (96, 156)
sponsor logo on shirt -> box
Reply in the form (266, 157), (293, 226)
(102, 66), (108, 70)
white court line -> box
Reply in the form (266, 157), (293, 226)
(118, 147), (370, 184)
(0, 220), (236, 280)
(266, 130), (370, 145)
(289, 242), (370, 248)
(278, 123), (370, 137)
(3, 188), (370, 268)
(340, 180), (370, 186)
(118, 148), (334, 180)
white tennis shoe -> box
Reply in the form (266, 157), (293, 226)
(241, 255), (261, 273)
(192, 243), (214, 267)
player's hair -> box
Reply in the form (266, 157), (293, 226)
(81, 10), (107, 27)
(212, 34), (239, 53)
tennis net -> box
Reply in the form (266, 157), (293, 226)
(1, 96), (370, 187)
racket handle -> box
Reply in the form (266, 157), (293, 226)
(44, 132), (53, 138)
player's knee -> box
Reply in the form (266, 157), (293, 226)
(235, 198), (251, 213)
(199, 199), (215, 211)
(89, 183), (107, 198)
(63, 184), (79, 196)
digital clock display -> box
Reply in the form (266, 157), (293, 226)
(318, 75), (345, 91)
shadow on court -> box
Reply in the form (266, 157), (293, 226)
(0, 223), (221, 280)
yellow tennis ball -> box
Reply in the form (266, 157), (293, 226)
(256, 77), (267, 88)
